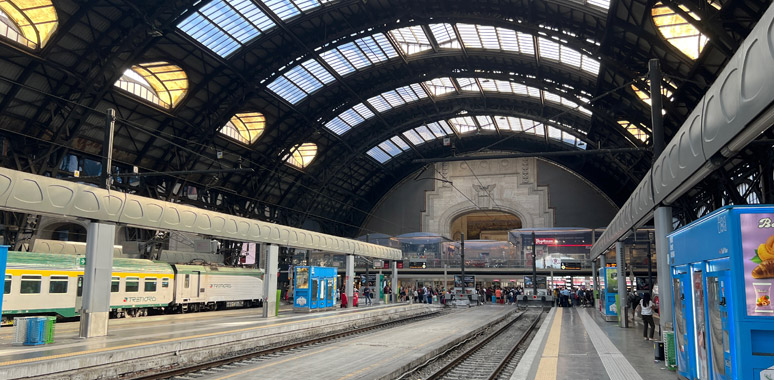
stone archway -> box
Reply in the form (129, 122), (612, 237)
(421, 158), (554, 236)
(450, 210), (522, 241)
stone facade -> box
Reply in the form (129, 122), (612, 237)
(421, 158), (554, 236)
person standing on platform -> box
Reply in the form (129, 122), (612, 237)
(363, 285), (372, 305)
(495, 287), (502, 304)
(353, 289), (359, 307)
(341, 289), (348, 308)
(638, 292), (656, 340)
(629, 290), (641, 324)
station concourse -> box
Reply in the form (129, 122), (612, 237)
(0, 0), (772, 379)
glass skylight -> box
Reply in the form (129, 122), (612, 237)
(537, 37), (599, 74)
(284, 142), (317, 169)
(263, 0), (330, 21)
(324, 102), (375, 135)
(618, 120), (650, 143)
(455, 24), (534, 54)
(324, 77), (593, 136)
(178, 0), (276, 58)
(368, 115), (586, 163)
(220, 112), (266, 144)
(389, 25), (433, 55)
(652, 2), (709, 60)
(267, 59), (335, 104)
(320, 33), (398, 76)
(0, 0), (58, 49)
(114, 62), (188, 109)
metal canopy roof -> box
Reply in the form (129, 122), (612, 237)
(0, 0), (767, 239)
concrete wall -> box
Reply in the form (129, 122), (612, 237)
(361, 158), (618, 236)
(536, 160), (618, 228)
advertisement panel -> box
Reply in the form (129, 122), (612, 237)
(740, 213), (774, 316)
(606, 267), (618, 293)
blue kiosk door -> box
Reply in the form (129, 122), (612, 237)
(311, 279), (319, 309)
(672, 265), (694, 379)
(705, 264), (732, 380)
(692, 264), (710, 379)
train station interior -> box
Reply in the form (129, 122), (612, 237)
(0, 0), (772, 379)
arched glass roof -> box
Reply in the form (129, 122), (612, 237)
(366, 115), (587, 164)
(324, 77), (592, 136)
(0, 0), (58, 49)
(114, 62), (189, 109)
(178, 0), (609, 58)
(219, 112), (266, 144)
(284, 142), (317, 169)
(266, 23), (601, 105)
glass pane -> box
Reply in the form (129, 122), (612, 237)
(706, 277), (725, 377)
(673, 277), (687, 373)
(20, 275), (41, 294)
(49, 276), (68, 294)
(162, 278), (169, 288)
(185, 274), (190, 288)
(311, 279), (318, 301)
(4, 274), (10, 294)
(296, 267), (309, 289)
(111, 277), (120, 292)
(77, 276), (83, 296)
(145, 278), (157, 292)
(126, 278), (140, 292)
(693, 270), (709, 379)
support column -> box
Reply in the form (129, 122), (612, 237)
(616, 241), (628, 328)
(346, 254), (354, 308)
(591, 259), (598, 308)
(655, 206), (674, 335)
(391, 261), (398, 303)
(262, 244), (279, 318)
(79, 222), (116, 338)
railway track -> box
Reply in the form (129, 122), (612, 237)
(130, 307), (457, 380)
(401, 307), (544, 380)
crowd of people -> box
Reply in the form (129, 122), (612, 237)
(552, 286), (594, 307)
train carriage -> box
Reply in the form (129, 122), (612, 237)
(84, 258), (176, 318)
(2, 252), (82, 321)
(171, 264), (263, 312)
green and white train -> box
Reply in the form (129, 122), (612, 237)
(1, 251), (264, 324)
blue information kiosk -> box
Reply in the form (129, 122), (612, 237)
(293, 266), (336, 312)
(669, 205), (774, 380)
(598, 266), (618, 321)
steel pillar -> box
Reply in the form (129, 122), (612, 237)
(616, 241), (628, 327)
(346, 254), (354, 308)
(655, 206), (674, 335)
(262, 244), (279, 318)
(79, 222), (116, 338)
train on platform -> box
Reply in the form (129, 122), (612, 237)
(1, 251), (264, 324)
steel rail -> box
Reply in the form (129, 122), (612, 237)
(486, 310), (544, 380)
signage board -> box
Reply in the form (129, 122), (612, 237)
(741, 213), (774, 316)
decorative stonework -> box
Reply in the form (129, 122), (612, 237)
(421, 157), (554, 236)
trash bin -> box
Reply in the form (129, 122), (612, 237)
(44, 316), (56, 344)
(654, 340), (665, 361)
(492, 296), (496, 303)
(663, 331), (676, 370)
(12, 317), (31, 345)
(24, 317), (47, 346)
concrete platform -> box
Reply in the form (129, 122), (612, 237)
(512, 305), (678, 380)
(0, 302), (437, 379)
(161, 304), (521, 380)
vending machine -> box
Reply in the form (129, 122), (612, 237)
(598, 266), (618, 321)
(293, 266), (336, 312)
(669, 205), (774, 380)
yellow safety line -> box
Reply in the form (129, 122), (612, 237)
(534, 308), (563, 380)
(0, 305), (406, 367)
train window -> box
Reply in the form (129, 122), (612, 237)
(162, 278), (169, 288)
(145, 278), (157, 292)
(77, 276), (83, 296)
(185, 274), (190, 288)
(126, 277), (139, 292)
(20, 275), (42, 294)
(111, 277), (120, 292)
(4, 274), (10, 294)
(49, 276), (68, 294)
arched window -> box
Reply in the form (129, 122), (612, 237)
(652, 2), (709, 59)
(617, 120), (649, 143)
(284, 143), (317, 169)
(0, 0), (58, 49)
(114, 62), (188, 109)
(220, 112), (266, 144)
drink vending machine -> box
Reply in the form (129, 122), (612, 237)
(293, 266), (336, 312)
(598, 266), (618, 321)
(669, 205), (774, 380)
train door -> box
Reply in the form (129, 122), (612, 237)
(327, 278), (334, 308)
(692, 263), (710, 379)
(75, 275), (84, 311)
(672, 265), (694, 379)
(195, 271), (201, 298)
(704, 264), (732, 380)
(320, 279), (328, 309)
